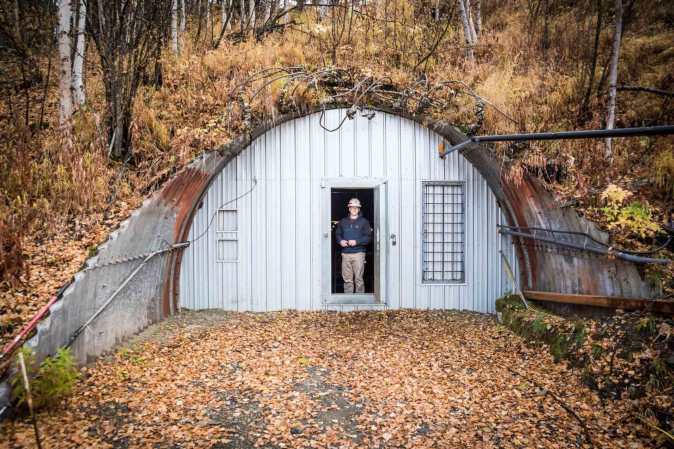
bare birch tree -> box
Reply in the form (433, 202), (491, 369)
(472, 0), (481, 36)
(605, 0), (623, 160)
(458, 0), (476, 61)
(465, 0), (477, 44)
(264, 0), (274, 25)
(57, 0), (73, 127)
(72, 0), (86, 107)
(172, 0), (179, 53)
(222, 0), (231, 31)
(240, 0), (246, 32)
(180, 0), (186, 32)
(249, 0), (256, 32)
(434, 0), (440, 21)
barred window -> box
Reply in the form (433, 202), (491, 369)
(422, 182), (464, 283)
(216, 209), (238, 262)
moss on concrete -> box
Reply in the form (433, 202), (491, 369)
(496, 294), (674, 439)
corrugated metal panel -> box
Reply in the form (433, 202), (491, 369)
(180, 108), (517, 313)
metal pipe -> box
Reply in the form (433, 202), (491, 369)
(0, 296), (60, 364)
(475, 125), (674, 142)
(499, 228), (670, 265)
(442, 125), (674, 157)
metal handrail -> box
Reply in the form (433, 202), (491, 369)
(66, 242), (190, 348)
(498, 227), (670, 265)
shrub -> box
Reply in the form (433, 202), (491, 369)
(606, 201), (661, 239)
(600, 184), (632, 206)
(599, 186), (660, 238)
(12, 347), (79, 411)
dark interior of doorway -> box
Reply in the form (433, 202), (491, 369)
(331, 188), (375, 294)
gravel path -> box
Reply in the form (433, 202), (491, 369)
(1, 310), (651, 448)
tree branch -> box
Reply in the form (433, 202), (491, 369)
(616, 85), (674, 97)
(507, 367), (593, 446)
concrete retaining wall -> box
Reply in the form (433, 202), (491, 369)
(24, 151), (222, 365)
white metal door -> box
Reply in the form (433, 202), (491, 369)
(321, 184), (331, 303)
(373, 183), (387, 303)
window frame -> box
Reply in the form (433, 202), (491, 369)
(216, 208), (238, 263)
(420, 181), (466, 285)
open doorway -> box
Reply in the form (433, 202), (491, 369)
(330, 188), (375, 294)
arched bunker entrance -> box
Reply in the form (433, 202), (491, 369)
(177, 108), (517, 313)
(23, 105), (657, 365)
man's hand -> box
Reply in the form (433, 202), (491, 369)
(339, 240), (348, 247)
(348, 240), (357, 247)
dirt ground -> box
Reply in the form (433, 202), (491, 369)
(0, 310), (654, 448)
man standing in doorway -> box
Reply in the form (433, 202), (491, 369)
(336, 198), (372, 293)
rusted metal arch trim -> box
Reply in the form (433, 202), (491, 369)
(163, 104), (529, 314)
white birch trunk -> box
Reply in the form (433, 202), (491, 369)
(72, 0), (86, 106)
(458, 0), (475, 61)
(265, 0), (273, 24)
(465, 0), (478, 44)
(240, 0), (245, 32)
(249, 0), (256, 31)
(222, 0), (230, 31)
(180, 0), (186, 32)
(472, 0), (481, 35)
(57, 0), (73, 127)
(434, 0), (440, 21)
(172, 0), (179, 53)
(605, 0), (623, 160)
(278, 0), (287, 25)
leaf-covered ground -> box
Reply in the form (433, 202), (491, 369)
(1, 310), (656, 448)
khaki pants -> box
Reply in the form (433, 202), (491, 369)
(341, 252), (366, 293)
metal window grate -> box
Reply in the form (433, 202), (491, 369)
(422, 182), (464, 283)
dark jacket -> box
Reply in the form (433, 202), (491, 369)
(335, 215), (372, 254)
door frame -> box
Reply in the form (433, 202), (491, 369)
(321, 177), (387, 305)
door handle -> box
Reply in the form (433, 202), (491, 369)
(390, 233), (397, 246)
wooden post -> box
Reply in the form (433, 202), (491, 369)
(500, 250), (529, 309)
(17, 352), (43, 449)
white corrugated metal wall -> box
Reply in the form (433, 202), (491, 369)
(179, 109), (518, 313)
